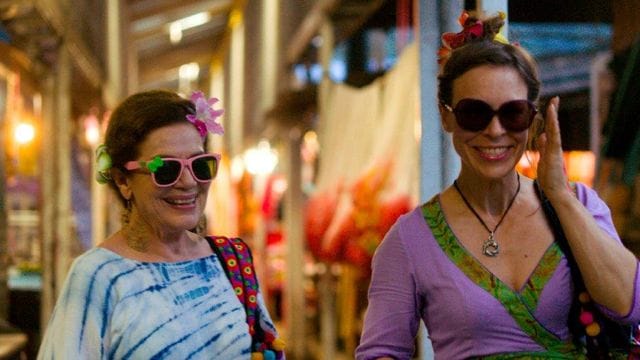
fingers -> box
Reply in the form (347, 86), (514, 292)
(544, 96), (561, 147)
(536, 132), (547, 157)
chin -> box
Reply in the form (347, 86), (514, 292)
(167, 216), (202, 232)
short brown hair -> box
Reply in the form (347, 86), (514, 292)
(103, 90), (198, 201)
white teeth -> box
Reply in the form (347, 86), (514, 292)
(478, 147), (508, 156)
(167, 198), (195, 205)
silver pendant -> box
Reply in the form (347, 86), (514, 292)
(482, 232), (499, 257)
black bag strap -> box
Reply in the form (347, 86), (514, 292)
(534, 181), (637, 359)
(533, 181), (582, 283)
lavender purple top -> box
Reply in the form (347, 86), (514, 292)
(356, 182), (640, 359)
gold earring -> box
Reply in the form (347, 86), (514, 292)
(121, 198), (131, 225)
(121, 199), (149, 252)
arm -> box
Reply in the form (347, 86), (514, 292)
(356, 224), (421, 360)
(37, 256), (111, 359)
(536, 97), (638, 315)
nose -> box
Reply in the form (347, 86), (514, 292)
(175, 165), (198, 187)
(483, 114), (506, 136)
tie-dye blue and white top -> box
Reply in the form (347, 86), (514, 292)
(37, 247), (278, 359)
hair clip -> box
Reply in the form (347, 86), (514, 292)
(186, 90), (225, 137)
(438, 11), (509, 64)
(96, 144), (113, 184)
(146, 156), (164, 172)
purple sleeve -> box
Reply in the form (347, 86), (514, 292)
(576, 183), (640, 323)
(355, 220), (420, 360)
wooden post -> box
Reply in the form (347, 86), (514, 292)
(317, 16), (337, 359)
(53, 45), (73, 297)
(0, 72), (8, 320)
(40, 74), (56, 326)
(284, 131), (305, 359)
(228, 8), (245, 159)
(318, 264), (336, 360)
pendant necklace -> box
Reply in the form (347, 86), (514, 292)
(453, 174), (521, 257)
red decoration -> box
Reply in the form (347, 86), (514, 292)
(304, 160), (413, 269)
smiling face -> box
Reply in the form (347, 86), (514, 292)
(442, 64), (530, 181)
(117, 122), (211, 237)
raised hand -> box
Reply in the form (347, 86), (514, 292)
(535, 96), (571, 200)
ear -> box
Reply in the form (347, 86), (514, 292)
(112, 168), (133, 201)
(439, 103), (455, 133)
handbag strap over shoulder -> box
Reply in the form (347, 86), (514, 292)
(208, 236), (260, 336)
(534, 181), (639, 359)
(206, 236), (285, 359)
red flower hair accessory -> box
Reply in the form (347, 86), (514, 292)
(438, 11), (509, 65)
(186, 90), (225, 137)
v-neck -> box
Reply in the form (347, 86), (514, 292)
(422, 197), (577, 353)
(429, 196), (560, 296)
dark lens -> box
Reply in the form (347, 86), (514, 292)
(192, 156), (217, 181)
(499, 100), (534, 132)
(453, 99), (494, 131)
(154, 160), (181, 185)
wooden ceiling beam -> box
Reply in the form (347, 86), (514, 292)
(128, 0), (232, 23)
(286, 0), (340, 65)
(136, 34), (220, 84)
(286, 0), (386, 65)
(131, 13), (227, 45)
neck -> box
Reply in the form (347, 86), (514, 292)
(122, 215), (202, 261)
(454, 172), (520, 216)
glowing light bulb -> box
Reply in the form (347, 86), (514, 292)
(14, 123), (35, 144)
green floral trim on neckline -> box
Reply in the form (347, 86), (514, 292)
(422, 197), (578, 354)
(477, 350), (586, 359)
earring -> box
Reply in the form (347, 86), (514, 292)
(121, 198), (131, 225)
(193, 216), (207, 236)
(121, 198), (149, 252)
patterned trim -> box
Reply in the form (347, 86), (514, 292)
(422, 197), (578, 355)
(478, 351), (584, 359)
(207, 236), (284, 359)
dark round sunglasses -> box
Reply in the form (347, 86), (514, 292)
(124, 153), (220, 187)
(443, 98), (537, 132)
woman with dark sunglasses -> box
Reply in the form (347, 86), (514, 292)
(38, 90), (284, 359)
(357, 12), (639, 360)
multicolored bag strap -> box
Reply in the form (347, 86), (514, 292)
(207, 236), (285, 360)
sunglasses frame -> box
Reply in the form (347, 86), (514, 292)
(443, 98), (537, 132)
(124, 153), (221, 187)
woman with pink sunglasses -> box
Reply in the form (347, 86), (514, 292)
(38, 90), (284, 359)
(357, 12), (639, 359)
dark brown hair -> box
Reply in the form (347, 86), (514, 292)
(437, 15), (543, 149)
(438, 42), (540, 106)
(103, 90), (198, 201)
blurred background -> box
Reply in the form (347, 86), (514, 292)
(0, 0), (639, 359)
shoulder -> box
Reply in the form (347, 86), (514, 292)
(206, 235), (252, 253)
(570, 181), (621, 240)
(375, 205), (433, 262)
(63, 248), (136, 291)
(571, 182), (612, 212)
(71, 247), (127, 272)
(571, 181), (601, 200)
(385, 205), (430, 242)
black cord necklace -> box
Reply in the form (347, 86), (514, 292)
(453, 173), (521, 257)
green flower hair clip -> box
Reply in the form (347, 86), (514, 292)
(146, 156), (164, 172)
(95, 144), (113, 184)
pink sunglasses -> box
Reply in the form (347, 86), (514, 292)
(124, 153), (220, 187)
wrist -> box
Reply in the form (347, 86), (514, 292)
(544, 184), (575, 204)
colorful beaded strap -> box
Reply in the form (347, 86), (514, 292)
(207, 236), (285, 360)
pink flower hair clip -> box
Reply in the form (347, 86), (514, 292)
(186, 90), (225, 137)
